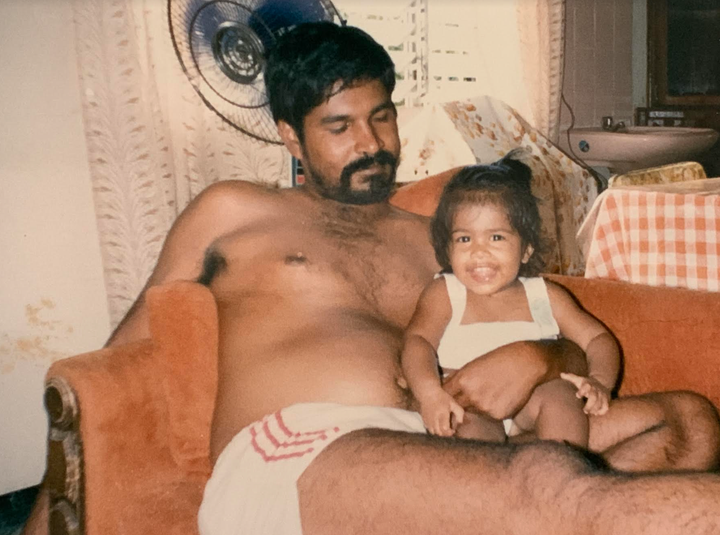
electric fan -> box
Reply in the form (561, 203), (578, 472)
(169, 0), (345, 144)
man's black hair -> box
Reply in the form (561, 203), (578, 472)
(264, 22), (396, 140)
(430, 150), (547, 276)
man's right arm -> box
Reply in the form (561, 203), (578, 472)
(442, 339), (587, 420)
(105, 180), (265, 347)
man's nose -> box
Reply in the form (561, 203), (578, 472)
(355, 122), (383, 155)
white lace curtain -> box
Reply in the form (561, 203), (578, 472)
(73, 0), (565, 326)
(72, 0), (290, 327)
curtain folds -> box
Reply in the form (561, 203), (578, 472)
(72, 0), (290, 327)
(516, 0), (566, 144)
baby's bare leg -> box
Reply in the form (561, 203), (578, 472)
(513, 378), (588, 448)
(454, 411), (506, 442)
(298, 428), (720, 535)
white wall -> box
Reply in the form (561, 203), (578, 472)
(560, 0), (635, 130)
(0, 0), (111, 494)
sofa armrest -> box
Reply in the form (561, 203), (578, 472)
(44, 372), (87, 535)
(547, 275), (720, 411)
(45, 340), (172, 534)
(44, 281), (218, 535)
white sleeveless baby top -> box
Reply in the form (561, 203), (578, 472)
(435, 274), (560, 370)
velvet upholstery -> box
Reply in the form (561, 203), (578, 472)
(45, 174), (720, 535)
(45, 282), (217, 535)
(543, 274), (720, 408)
(389, 167), (461, 216)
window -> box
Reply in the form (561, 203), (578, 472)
(648, 0), (720, 106)
(334, 0), (494, 107)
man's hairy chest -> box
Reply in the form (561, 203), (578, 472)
(206, 218), (434, 326)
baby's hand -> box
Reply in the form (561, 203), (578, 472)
(560, 373), (611, 416)
(418, 389), (465, 436)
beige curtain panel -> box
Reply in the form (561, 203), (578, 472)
(516, 0), (566, 145)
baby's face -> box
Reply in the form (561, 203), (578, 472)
(449, 202), (533, 296)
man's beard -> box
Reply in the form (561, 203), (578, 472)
(304, 150), (399, 205)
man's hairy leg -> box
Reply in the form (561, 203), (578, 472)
(298, 428), (720, 535)
(589, 391), (720, 472)
(298, 429), (720, 535)
(298, 429), (587, 535)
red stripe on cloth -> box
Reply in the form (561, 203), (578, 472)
(247, 410), (344, 463)
(275, 411), (294, 437)
(275, 411), (341, 438)
(250, 425), (315, 462)
(263, 417), (327, 448)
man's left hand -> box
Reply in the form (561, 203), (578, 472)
(442, 341), (550, 420)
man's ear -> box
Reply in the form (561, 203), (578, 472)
(277, 120), (302, 160)
(521, 244), (534, 264)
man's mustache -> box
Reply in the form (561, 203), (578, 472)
(341, 150), (398, 181)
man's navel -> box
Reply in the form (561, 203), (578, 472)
(284, 251), (307, 265)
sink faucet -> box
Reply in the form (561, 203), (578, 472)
(602, 116), (627, 132)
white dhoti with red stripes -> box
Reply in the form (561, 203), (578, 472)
(198, 402), (426, 535)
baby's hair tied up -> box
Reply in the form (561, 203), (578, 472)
(494, 148), (533, 192)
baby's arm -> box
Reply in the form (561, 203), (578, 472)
(546, 281), (621, 415)
(401, 278), (464, 435)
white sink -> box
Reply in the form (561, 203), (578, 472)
(564, 126), (719, 173)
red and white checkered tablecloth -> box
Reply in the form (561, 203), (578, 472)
(577, 178), (720, 291)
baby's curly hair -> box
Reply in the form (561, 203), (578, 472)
(430, 150), (547, 276)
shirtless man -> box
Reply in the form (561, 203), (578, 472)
(23, 21), (720, 535)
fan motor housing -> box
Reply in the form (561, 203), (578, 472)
(212, 22), (265, 84)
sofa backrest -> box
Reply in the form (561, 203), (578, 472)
(547, 274), (720, 410)
(150, 262), (720, 475)
(151, 173), (720, 467)
(389, 167), (460, 216)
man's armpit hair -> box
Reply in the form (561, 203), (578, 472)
(197, 248), (228, 287)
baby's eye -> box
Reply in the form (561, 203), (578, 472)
(491, 234), (505, 241)
(455, 236), (471, 243)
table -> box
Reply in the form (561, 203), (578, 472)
(577, 178), (720, 291)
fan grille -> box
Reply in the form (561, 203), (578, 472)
(169, 0), (344, 144)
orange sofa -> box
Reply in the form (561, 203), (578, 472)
(44, 173), (720, 535)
